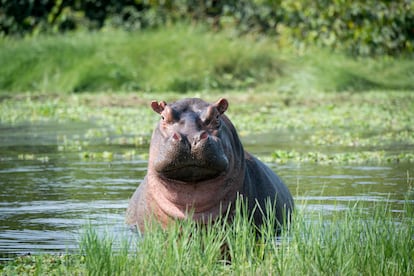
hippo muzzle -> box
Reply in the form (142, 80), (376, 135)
(152, 119), (230, 182)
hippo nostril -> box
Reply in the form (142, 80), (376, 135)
(199, 131), (208, 141)
(192, 131), (208, 146)
(172, 132), (181, 141)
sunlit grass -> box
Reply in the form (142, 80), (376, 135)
(1, 24), (414, 94)
(0, 25), (284, 93)
(2, 199), (413, 275)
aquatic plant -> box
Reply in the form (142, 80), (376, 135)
(1, 199), (412, 275)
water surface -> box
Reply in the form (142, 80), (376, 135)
(0, 122), (411, 260)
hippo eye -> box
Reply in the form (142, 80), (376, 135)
(216, 113), (222, 121)
(161, 115), (165, 121)
(210, 114), (221, 128)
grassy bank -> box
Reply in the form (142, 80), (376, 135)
(1, 25), (414, 94)
(2, 199), (413, 275)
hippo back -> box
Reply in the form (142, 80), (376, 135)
(242, 153), (294, 227)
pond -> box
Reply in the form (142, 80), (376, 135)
(0, 121), (412, 261)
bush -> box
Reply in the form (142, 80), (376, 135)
(277, 0), (414, 56)
(1, 0), (413, 56)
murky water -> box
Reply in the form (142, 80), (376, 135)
(0, 122), (412, 260)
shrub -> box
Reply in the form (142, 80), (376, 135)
(1, 0), (413, 56)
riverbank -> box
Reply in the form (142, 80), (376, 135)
(1, 25), (414, 95)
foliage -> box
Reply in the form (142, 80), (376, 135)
(1, 26), (414, 94)
(1, 1), (414, 55)
(1, 199), (413, 275)
(0, 253), (84, 275)
(277, 0), (414, 56)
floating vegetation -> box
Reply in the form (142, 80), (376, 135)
(1, 90), (413, 165)
(17, 154), (50, 163)
(270, 150), (414, 164)
(80, 151), (114, 161)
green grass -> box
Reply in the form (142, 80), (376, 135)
(1, 199), (413, 275)
(0, 25), (283, 93)
(1, 24), (414, 94)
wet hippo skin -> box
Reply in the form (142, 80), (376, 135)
(126, 98), (294, 232)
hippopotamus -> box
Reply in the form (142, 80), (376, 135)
(126, 98), (294, 232)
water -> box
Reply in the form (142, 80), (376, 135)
(0, 122), (412, 260)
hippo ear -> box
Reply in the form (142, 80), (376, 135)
(151, 101), (167, 114)
(214, 98), (228, 114)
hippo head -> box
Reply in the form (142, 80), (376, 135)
(149, 98), (238, 183)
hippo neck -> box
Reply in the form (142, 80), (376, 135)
(146, 161), (244, 222)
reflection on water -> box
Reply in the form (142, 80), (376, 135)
(0, 122), (412, 260)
